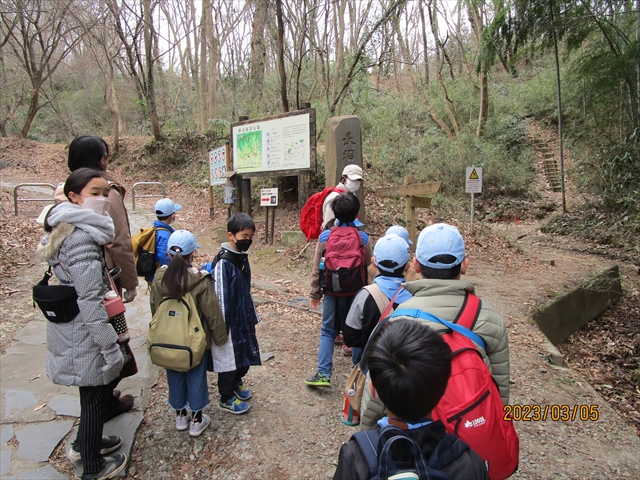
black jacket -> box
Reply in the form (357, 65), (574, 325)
(333, 421), (489, 480)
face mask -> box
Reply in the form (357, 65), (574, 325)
(81, 196), (109, 215)
(234, 238), (252, 252)
(345, 178), (361, 193)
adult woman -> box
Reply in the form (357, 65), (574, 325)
(38, 168), (127, 479)
(55, 135), (138, 419)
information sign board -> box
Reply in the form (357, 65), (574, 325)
(260, 188), (278, 206)
(232, 114), (310, 174)
(465, 166), (483, 194)
(209, 146), (227, 186)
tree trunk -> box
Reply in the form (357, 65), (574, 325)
(331, 0), (347, 101)
(419, 1), (429, 86)
(104, 60), (121, 152)
(20, 84), (41, 139)
(199, 0), (210, 131)
(143, 0), (162, 140)
(275, 0), (289, 112)
(250, 0), (269, 105)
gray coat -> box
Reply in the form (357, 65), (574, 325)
(37, 202), (120, 387)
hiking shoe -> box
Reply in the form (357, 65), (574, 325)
(334, 333), (344, 345)
(189, 414), (211, 437)
(176, 413), (189, 431)
(81, 453), (127, 479)
(342, 345), (353, 356)
(234, 383), (252, 401)
(218, 398), (251, 415)
(67, 435), (122, 462)
(305, 372), (331, 387)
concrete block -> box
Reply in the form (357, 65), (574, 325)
(48, 394), (80, 417)
(1, 447), (12, 476)
(1, 424), (14, 445)
(532, 265), (622, 345)
(280, 231), (307, 246)
(13, 321), (47, 346)
(216, 228), (228, 243)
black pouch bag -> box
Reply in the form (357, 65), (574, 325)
(32, 266), (80, 323)
(136, 249), (156, 276)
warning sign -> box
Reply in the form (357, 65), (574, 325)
(466, 166), (482, 193)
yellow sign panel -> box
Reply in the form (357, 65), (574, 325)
(469, 168), (479, 179)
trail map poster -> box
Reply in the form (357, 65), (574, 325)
(232, 113), (310, 174)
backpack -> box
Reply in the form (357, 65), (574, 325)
(323, 226), (367, 297)
(299, 187), (341, 241)
(390, 295), (519, 480)
(353, 425), (470, 480)
(207, 248), (245, 272)
(131, 226), (170, 276)
(147, 291), (207, 372)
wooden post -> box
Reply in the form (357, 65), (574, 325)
(264, 206), (269, 244)
(241, 178), (252, 217)
(270, 206), (276, 243)
(231, 175), (242, 215)
(298, 170), (311, 210)
(404, 176), (416, 246)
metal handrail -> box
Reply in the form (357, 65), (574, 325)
(131, 182), (166, 210)
(13, 183), (56, 216)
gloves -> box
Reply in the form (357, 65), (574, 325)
(101, 343), (124, 373)
(123, 288), (137, 303)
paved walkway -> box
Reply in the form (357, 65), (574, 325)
(1, 206), (160, 478)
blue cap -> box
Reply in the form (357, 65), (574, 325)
(386, 225), (413, 245)
(374, 234), (410, 272)
(167, 230), (199, 256)
(155, 198), (182, 216)
(416, 223), (465, 269)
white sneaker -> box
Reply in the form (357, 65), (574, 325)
(176, 414), (189, 431)
(189, 414), (211, 437)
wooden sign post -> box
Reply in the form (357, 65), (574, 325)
(377, 176), (441, 246)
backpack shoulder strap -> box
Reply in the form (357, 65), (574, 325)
(211, 249), (245, 272)
(390, 308), (486, 351)
(353, 430), (380, 478)
(427, 433), (470, 473)
(363, 284), (388, 313)
(453, 292), (481, 331)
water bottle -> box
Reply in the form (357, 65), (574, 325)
(319, 256), (325, 288)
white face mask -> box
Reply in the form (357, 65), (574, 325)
(345, 178), (361, 193)
(81, 196), (109, 215)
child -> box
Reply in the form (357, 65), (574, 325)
(146, 198), (182, 282)
(150, 230), (227, 436)
(306, 192), (372, 387)
(204, 213), (261, 415)
(344, 233), (413, 365)
(386, 224), (413, 246)
(333, 320), (489, 479)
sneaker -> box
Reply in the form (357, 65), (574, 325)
(176, 414), (189, 431)
(67, 436), (122, 462)
(342, 345), (353, 356)
(189, 413), (211, 437)
(81, 453), (127, 479)
(334, 333), (344, 345)
(305, 372), (331, 387)
(218, 398), (251, 415)
(234, 383), (252, 401)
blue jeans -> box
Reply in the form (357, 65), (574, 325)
(352, 347), (363, 365)
(317, 296), (354, 378)
(166, 358), (209, 412)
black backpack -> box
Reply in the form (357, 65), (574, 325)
(353, 425), (470, 480)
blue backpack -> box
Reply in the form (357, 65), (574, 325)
(353, 425), (470, 480)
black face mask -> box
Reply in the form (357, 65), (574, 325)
(235, 238), (252, 252)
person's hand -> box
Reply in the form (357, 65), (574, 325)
(101, 343), (124, 372)
(123, 288), (137, 303)
(310, 298), (320, 310)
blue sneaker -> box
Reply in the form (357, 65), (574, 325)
(218, 398), (250, 415)
(234, 383), (252, 401)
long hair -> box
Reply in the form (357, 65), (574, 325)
(161, 250), (191, 298)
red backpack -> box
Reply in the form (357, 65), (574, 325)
(323, 226), (366, 297)
(299, 187), (342, 241)
(390, 294), (519, 480)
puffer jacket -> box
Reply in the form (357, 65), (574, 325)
(54, 174), (138, 291)
(359, 278), (510, 431)
(150, 266), (227, 349)
(36, 202), (120, 387)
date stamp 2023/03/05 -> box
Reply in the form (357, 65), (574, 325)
(504, 404), (599, 422)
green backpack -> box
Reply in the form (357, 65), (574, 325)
(147, 292), (207, 372)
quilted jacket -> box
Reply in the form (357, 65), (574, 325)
(36, 202), (120, 387)
(359, 278), (510, 431)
